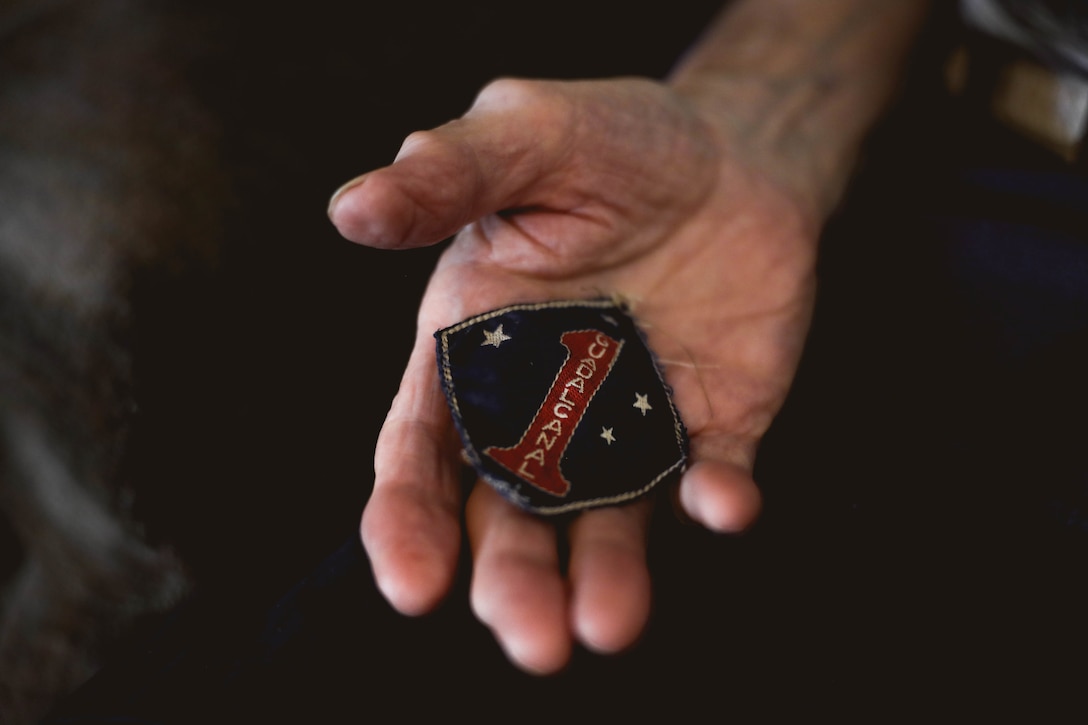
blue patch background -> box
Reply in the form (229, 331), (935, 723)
(437, 300), (689, 514)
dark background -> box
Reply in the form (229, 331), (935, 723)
(121, 0), (730, 600)
(3, 1), (1086, 721)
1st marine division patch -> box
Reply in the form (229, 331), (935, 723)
(435, 299), (689, 515)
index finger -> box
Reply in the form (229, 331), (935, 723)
(360, 333), (464, 615)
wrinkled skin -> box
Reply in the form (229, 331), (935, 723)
(330, 76), (820, 674)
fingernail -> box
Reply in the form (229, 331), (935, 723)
(327, 174), (367, 218)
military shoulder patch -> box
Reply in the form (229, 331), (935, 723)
(435, 299), (688, 515)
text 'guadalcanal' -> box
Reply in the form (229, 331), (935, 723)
(486, 329), (622, 496)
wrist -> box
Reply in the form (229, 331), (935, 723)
(668, 75), (852, 227)
(667, 0), (932, 223)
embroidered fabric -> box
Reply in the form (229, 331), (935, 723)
(435, 300), (688, 515)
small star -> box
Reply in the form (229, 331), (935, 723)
(600, 427), (616, 445)
(633, 393), (652, 416)
(481, 325), (512, 348)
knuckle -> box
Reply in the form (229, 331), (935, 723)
(397, 128), (444, 157)
(471, 77), (562, 116)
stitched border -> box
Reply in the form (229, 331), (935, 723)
(435, 298), (688, 515)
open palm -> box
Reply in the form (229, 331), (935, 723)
(330, 76), (819, 674)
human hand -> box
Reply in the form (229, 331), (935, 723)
(328, 75), (822, 673)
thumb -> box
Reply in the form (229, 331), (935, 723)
(328, 78), (575, 250)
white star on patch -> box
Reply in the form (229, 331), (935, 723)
(633, 393), (652, 416)
(600, 427), (616, 445)
(481, 325), (512, 348)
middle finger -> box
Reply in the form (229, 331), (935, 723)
(466, 483), (572, 675)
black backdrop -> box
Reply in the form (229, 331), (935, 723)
(17, 1), (1088, 721)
